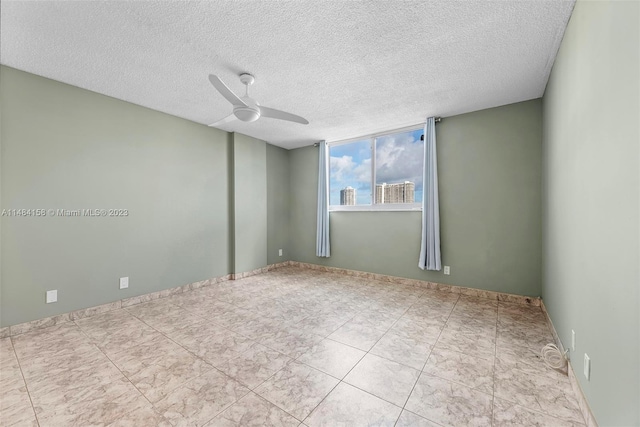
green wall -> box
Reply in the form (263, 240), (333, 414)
(0, 66), (231, 326)
(232, 133), (267, 274)
(290, 99), (542, 296)
(266, 144), (290, 265)
(542, 1), (639, 425)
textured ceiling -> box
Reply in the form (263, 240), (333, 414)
(1, 1), (575, 149)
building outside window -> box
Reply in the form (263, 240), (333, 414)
(340, 186), (356, 205)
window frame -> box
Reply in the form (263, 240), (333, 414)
(328, 124), (424, 212)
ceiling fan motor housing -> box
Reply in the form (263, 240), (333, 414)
(234, 97), (261, 122)
(233, 75), (260, 122)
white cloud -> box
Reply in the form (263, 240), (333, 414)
(330, 155), (356, 181)
(330, 155), (371, 184)
(375, 133), (423, 189)
(354, 158), (371, 183)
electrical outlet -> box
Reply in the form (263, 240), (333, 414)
(443, 266), (450, 275)
(571, 330), (576, 351)
(119, 277), (129, 289)
(584, 353), (590, 380)
(46, 290), (57, 304)
(278, 249), (283, 257)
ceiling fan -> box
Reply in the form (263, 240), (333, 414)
(208, 73), (309, 127)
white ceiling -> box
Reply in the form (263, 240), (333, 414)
(1, 1), (575, 150)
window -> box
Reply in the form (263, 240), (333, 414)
(329, 127), (424, 210)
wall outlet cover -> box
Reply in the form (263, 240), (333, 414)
(571, 329), (576, 351)
(119, 277), (129, 289)
(46, 290), (57, 304)
(443, 266), (450, 275)
(584, 353), (590, 380)
(278, 249), (283, 257)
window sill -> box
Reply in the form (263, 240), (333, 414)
(329, 204), (422, 212)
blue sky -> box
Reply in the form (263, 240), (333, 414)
(329, 129), (424, 205)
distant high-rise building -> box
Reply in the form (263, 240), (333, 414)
(340, 186), (356, 205)
(375, 181), (415, 204)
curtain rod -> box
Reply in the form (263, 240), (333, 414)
(313, 117), (442, 147)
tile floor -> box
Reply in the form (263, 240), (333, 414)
(1, 267), (585, 426)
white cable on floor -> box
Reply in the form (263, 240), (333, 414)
(541, 343), (568, 370)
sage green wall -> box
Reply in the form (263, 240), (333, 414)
(542, 1), (639, 425)
(0, 66), (231, 327)
(290, 99), (542, 296)
(232, 133), (267, 273)
(266, 144), (290, 264)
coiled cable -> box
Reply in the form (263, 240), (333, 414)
(541, 343), (568, 371)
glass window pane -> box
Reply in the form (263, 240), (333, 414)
(375, 129), (424, 204)
(329, 140), (372, 206)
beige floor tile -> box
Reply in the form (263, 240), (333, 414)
(108, 333), (187, 374)
(21, 349), (124, 396)
(445, 314), (497, 332)
(348, 309), (402, 331)
(494, 367), (583, 423)
(497, 316), (550, 335)
(26, 362), (127, 411)
(168, 290), (217, 309)
(395, 410), (443, 426)
(497, 303), (546, 325)
(259, 330), (324, 359)
(434, 325), (496, 360)
(155, 369), (250, 426)
(11, 323), (94, 367)
(290, 316), (345, 337)
(304, 382), (401, 427)
(207, 391), (300, 427)
(456, 294), (499, 307)
(344, 353), (420, 407)
(185, 298), (243, 320)
(404, 306), (452, 324)
(405, 374), (493, 426)
(181, 329), (257, 367)
(134, 308), (205, 335)
(327, 321), (386, 351)
(495, 351), (569, 383)
(449, 306), (497, 323)
(422, 347), (494, 394)
(124, 298), (182, 319)
(255, 361), (339, 420)
(296, 338), (365, 379)
(496, 328), (553, 352)
(370, 330), (433, 370)
(35, 377), (149, 427)
(76, 312), (162, 354)
(210, 307), (256, 330)
(106, 406), (173, 426)
(388, 317), (445, 343)
(0, 382), (38, 427)
(229, 317), (283, 341)
(218, 343), (292, 389)
(128, 354), (212, 403)
(17, 343), (109, 381)
(0, 338), (27, 390)
(493, 397), (585, 427)
(73, 307), (140, 330)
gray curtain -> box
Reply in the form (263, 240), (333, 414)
(316, 140), (330, 257)
(419, 117), (441, 270)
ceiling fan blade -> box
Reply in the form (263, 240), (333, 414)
(260, 106), (309, 125)
(208, 114), (237, 127)
(208, 74), (247, 107)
